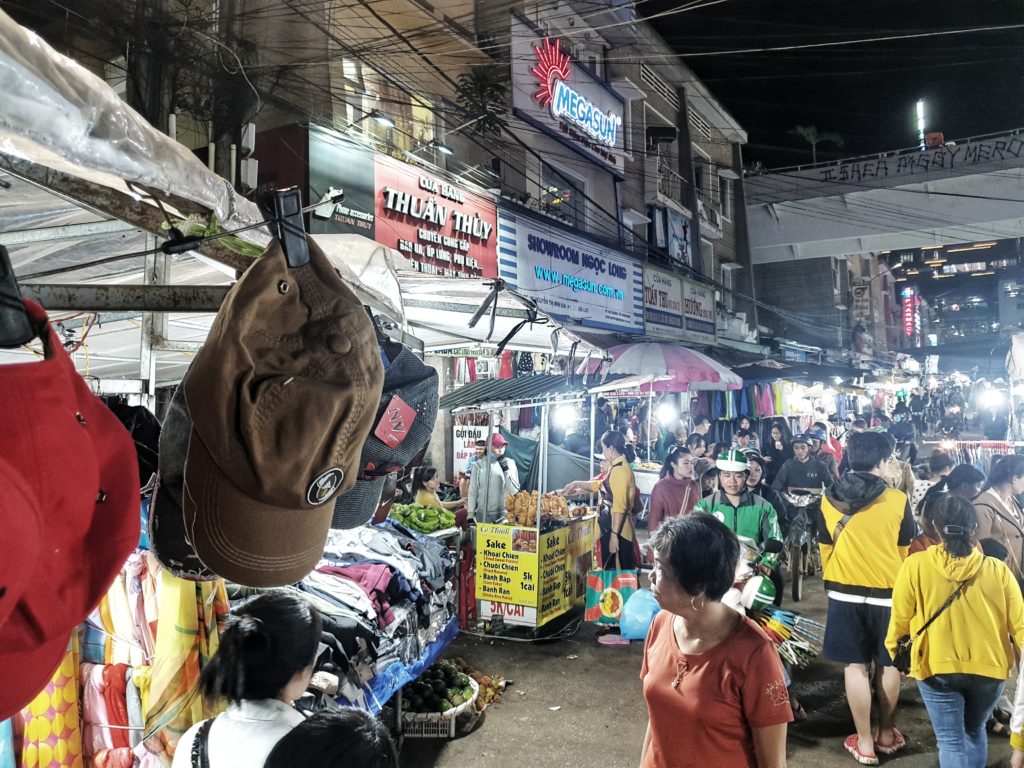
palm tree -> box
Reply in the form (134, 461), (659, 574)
(454, 66), (509, 136)
(790, 125), (845, 165)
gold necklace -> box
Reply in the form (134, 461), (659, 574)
(671, 658), (688, 689)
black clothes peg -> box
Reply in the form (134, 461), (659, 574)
(258, 188), (310, 269)
(0, 245), (32, 348)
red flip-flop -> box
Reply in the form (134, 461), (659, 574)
(874, 727), (905, 755)
(844, 734), (879, 766)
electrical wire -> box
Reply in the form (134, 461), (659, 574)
(12, 0), (970, 337)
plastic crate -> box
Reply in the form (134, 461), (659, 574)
(401, 678), (479, 739)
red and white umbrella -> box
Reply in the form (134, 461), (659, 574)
(586, 342), (743, 392)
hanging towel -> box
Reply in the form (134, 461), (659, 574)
(0, 719), (15, 768)
(138, 575), (227, 765)
(15, 636), (84, 768)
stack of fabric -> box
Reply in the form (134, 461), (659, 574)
(296, 521), (458, 711)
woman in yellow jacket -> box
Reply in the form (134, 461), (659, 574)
(886, 495), (1024, 768)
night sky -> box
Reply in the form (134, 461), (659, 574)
(646, 0), (1024, 168)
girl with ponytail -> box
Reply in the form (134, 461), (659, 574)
(171, 590), (322, 768)
(888, 496), (1024, 767)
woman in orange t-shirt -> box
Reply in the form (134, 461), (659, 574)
(643, 515), (792, 768)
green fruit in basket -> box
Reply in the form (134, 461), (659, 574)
(428, 696), (442, 711)
(411, 695), (423, 710)
(462, 686), (473, 699)
(432, 680), (446, 694)
(439, 701), (452, 713)
(451, 694), (465, 707)
(456, 673), (470, 687)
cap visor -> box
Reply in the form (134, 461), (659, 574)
(183, 430), (332, 587)
(150, 471), (216, 581)
(0, 632), (71, 721)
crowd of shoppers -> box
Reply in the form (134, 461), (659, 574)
(638, 411), (1024, 768)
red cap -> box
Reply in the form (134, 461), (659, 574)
(0, 456), (42, 626)
(490, 433), (508, 448)
(0, 300), (139, 720)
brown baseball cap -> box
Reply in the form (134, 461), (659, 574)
(182, 237), (384, 587)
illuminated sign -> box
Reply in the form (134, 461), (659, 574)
(902, 286), (918, 340)
(308, 127), (497, 278)
(497, 211), (643, 334)
(531, 38), (621, 148)
(512, 16), (625, 171)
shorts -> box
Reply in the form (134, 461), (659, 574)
(822, 598), (893, 667)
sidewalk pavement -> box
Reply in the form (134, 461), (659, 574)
(401, 572), (1015, 767)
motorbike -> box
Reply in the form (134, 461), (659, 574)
(940, 405), (963, 439)
(782, 490), (823, 603)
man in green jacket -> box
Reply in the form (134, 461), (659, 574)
(696, 449), (784, 555)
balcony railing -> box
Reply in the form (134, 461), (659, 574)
(696, 189), (723, 239)
(657, 158), (689, 208)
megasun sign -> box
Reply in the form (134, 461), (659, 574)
(510, 15), (625, 172)
(531, 38), (620, 149)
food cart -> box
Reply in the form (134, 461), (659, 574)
(439, 374), (645, 629)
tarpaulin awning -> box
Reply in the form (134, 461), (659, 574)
(738, 361), (869, 384)
(439, 373), (634, 412)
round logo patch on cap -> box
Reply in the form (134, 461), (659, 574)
(307, 468), (345, 506)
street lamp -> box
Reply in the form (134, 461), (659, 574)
(348, 109), (395, 129)
(916, 100), (926, 152)
(406, 140), (456, 159)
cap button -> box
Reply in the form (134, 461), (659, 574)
(327, 335), (352, 355)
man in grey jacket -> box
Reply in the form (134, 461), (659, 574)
(468, 433), (520, 523)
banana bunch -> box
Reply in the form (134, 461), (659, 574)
(389, 503), (456, 534)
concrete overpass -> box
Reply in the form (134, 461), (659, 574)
(745, 129), (1024, 263)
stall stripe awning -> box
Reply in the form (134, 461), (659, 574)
(439, 373), (633, 411)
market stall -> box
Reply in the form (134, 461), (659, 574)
(696, 361), (869, 447)
(586, 342), (742, 463)
(0, 9), (497, 761)
(439, 374), (622, 630)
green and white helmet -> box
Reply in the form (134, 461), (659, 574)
(740, 574), (777, 612)
(715, 448), (749, 473)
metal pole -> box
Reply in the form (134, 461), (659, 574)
(647, 387), (654, 462)
(537, 399), (548, 532)
(139, 239), (167, 413)
(589, 394), (597, 508)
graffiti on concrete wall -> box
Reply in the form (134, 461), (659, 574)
(817, 136), (1024, 183)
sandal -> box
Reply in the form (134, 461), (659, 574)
(987, 717), (1010, 736)
(844, 734), (879, 766)
(874, 727), (905, 756)
(597, 634), (631, 646)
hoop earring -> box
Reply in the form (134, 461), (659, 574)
(690, 595), (705, 612)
